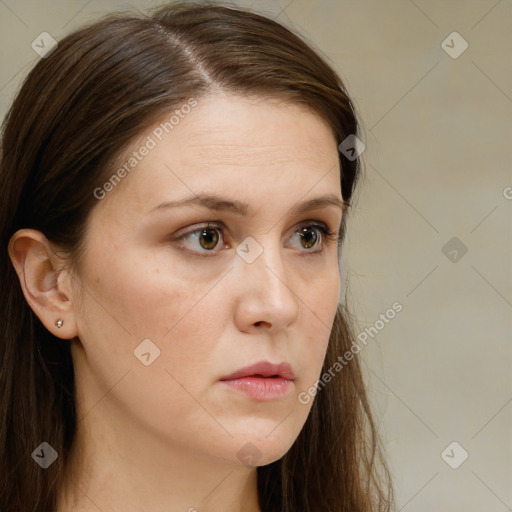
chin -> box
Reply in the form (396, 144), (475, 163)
(229, 430), (300, 468)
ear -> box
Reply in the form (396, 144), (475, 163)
(8, 228), (79, 340)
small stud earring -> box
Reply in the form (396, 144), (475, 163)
(55, 318), (64, 328)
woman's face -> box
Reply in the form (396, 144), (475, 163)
(69, 91), (344, 467)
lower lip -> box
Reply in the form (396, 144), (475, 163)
(220, 377), (293, 401)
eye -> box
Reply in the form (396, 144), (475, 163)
(289, 222), (339, 252)
(177, 223), (227, 253)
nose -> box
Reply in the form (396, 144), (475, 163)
(233, 239), (300, 334)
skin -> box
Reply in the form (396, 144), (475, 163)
(9, 91), (344, 512)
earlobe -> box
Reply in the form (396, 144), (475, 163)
(7, 228), (78, 340)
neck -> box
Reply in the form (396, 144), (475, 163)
(56, 405), (261, 512)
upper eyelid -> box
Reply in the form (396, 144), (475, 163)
(177, 219), (333, 238)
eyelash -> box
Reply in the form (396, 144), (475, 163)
(173, 221), (339, 257)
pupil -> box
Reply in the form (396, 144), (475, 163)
(300, 227), (317, 249)
(199, 228), (219, 250)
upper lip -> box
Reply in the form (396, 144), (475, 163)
(220, 361), (295, 381)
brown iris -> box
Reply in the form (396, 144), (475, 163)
(299, 227), (318, 249)
(198, 227), (220, 250)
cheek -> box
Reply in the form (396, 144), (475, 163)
(295, 273), (340, 376)
(71, 258), (228, 440)
(300, 268), (340, 328)
(78, 244), (220, 342)
(84, 250), (228, 372)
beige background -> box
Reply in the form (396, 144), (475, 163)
(1, 1), (511, 510)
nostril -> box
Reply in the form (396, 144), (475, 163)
(254, 320), (271, 328)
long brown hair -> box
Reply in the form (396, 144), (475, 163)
(0, 2), (394, 511)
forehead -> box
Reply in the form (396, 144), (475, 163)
(130, 91), (337, 163)
(178, 92), (335, 150)
(94, 92), (341, 218)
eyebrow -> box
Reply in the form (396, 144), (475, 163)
(147, 193), (345, 217)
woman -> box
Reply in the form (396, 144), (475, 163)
(0, 2), (394, 511)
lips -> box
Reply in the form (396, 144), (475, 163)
(220, 361), (295, 381)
